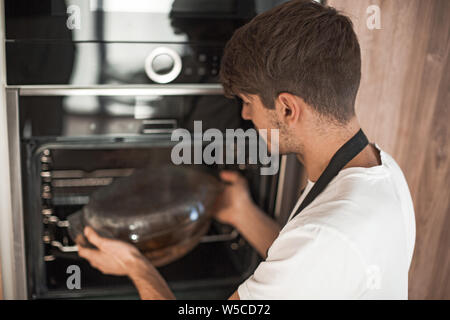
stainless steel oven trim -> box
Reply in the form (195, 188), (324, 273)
(6, 84), (224, 96)
(1, 89), (28, 299)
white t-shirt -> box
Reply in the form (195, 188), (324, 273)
(238, 144), (416, 299)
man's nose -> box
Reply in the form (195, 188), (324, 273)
(241, 105), (252, 121)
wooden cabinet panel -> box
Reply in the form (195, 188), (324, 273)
(327, 0), (450, 299)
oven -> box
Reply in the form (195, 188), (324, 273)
(1, 0), (302, 299)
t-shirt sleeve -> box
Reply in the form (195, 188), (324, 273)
(238, 223), (368, 299)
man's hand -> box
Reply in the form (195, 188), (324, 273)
(214, 170), (281, 259)
(76, 227), (144, 276)
(76, 227), (175, 299)
(214, 170), (255, 226)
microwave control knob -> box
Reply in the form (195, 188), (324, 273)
(145, 47), (182, 84)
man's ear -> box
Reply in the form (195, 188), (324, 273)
(276, 92), (303, 126)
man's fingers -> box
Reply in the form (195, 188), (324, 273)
(74, 234), (88, 247)
(79, 248), (110, 272)
(78, 246), (103, 266)
(78, 246), (94, 259)
(84, 226), (107, 250)
(83, 226), (136, 254)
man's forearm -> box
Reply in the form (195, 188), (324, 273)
(232, 203), (280, 259)
(126, 203), (280, 298)
(128, 256), (175, 300)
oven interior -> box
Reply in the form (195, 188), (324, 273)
(22, 136), (278, 299)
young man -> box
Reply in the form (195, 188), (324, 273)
(77, 0), (416, 299)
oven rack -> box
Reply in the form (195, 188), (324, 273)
(40, 150), (242, 261)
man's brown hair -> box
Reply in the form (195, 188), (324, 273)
(220, 0), (361, 124)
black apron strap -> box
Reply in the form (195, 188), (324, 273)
(291, 129), (369, 220)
